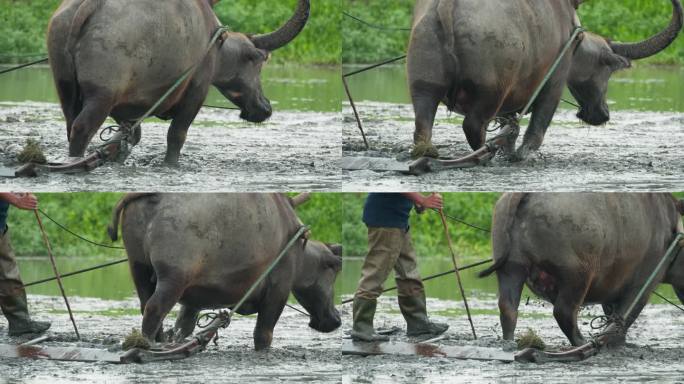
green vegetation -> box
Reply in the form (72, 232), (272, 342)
(516, 328), (547, 350)
(342, 193), (500, 258)
(9, 193), (342, 258)
(343, 0), (684, 65)
(0, 0), (339, 65)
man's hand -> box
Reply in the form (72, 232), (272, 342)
(403, 192), (443, 211)
(420, 193), (443, 210)
(0, 193), (39, 211)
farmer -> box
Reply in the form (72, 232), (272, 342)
(0, 193), (51, 336)
(351, 193), (448, 341)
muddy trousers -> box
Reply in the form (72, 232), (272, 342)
(353, 227), (447, 338)
(0, 227), (50, 336)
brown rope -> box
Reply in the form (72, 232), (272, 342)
(34, 210), (80, 340)
(438, 209), (477, 339)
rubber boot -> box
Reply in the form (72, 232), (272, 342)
(399, 295), (448, 337)
(350, 297), (389, 342)
(1, 291), (51, 336)
(0, 229), (50, 336)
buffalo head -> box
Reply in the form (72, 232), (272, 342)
(292, 241), (343, 333)
(210, 0), (310, 123)
(568, 0), (682, 125)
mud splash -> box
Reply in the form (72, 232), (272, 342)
(0, 102), (341, 191)
(342, 102), (684, 191)
(340, 296), (684, 383)
(0, 295), (341, 383)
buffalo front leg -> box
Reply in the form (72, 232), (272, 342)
(496, 263), (527, 341)
(409, 83), (446, 159)
(141, 279), (185, 342)
(165, 98), (203, 164)
(515, 79), (564, 161)
(173, 305), (200, 341)
(553, 274), (592, 346)
(253, 294), (288, 351)
(68, 93), (115, 157)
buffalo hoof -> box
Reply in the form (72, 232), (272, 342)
(410, 142), (439, 160)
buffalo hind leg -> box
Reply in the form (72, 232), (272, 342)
(553, 273), (592, 346)
(68, 92), (114, 157)
(173, 305), (200, 341)
(130, 262), (156, 316)
(141, 279), (185, 342)
(496, 262), (527, 341)
(410, 82), (447, 159)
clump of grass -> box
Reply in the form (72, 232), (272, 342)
(122, 328), (151, 351)
(516, 328), (546, 350)
(410, 142), (439, 159)
(17, 139), (47, 164)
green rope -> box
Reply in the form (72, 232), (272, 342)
(623, 233), (684, 320)
(232, 225), (309, 315)
(101, 26), (230, 148)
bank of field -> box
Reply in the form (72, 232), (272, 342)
(343, 0), (684, 64)
(0, 0), (340, 65)
(8, 193), (342, 258)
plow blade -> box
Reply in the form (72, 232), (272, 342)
(341, 340), (515, 362)
(339, 157), (412, 173)
(0, 343), (125, 363)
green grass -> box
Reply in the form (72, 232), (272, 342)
(0, 0), (339, 65)
(9, 193), (342, 258)
(343, 0), (684, 65)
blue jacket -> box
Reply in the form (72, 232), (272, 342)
(362, 193), (414, 230)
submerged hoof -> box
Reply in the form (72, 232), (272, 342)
(411, 143), (439, 159)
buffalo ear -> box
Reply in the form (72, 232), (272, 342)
(601, 50), (631, 70)
(572, 0), (583, 9)
(677, 199), (684, 215)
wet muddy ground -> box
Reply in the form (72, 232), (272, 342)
(341, 102), (684, 191)
(0, 102), (341, 191)
(340, 295), (684, 383)
(0, 295), (341, 383)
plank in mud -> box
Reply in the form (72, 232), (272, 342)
(0, 343), (124, 363)
(0, 167), (17, 178)
(341, 340), (515, 362)
(339, 156), (410, 172)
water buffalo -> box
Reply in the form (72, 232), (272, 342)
(408, 0), (683, 159)
(480, 193), (684, 346)
(48, 0), (310, 163)
(108, 193), (342, 350)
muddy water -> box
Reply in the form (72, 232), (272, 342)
(0, 295), (341, 383)
(340, 296), (684, 383)
(0, 65), (342, 192)
(342, 65), (684, 191)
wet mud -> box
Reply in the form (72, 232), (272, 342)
(341, 102), (684, 191)
(0, 295), (341, 383)
(340, 296), (684, 383)
(0, 102), (341, 191)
